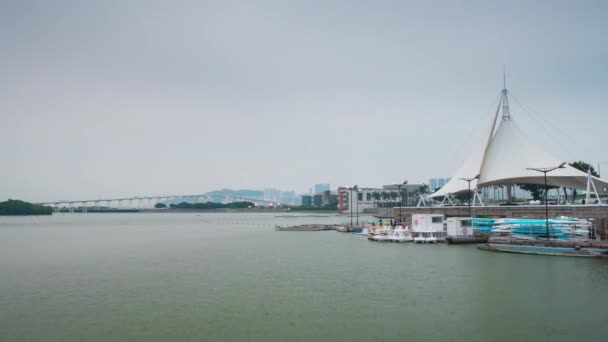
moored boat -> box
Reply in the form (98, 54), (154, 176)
(413, 236), (426, 243)
(424, 236), (438, 243)
(389, 228), (414, 242)
(370, 232), (391, 241)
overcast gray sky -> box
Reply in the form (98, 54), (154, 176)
(1, 0), (607, 202)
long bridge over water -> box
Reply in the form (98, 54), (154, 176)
(37, 193), (280, 213)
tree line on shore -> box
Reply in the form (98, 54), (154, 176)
(370, 184), (431, 207)
(0, 200), (53, 215)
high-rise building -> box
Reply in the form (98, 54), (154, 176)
(279, 191), (297, 205)
(301, 195), (312, 207)
(314, 184), (330, 194)
(429, 178), (451, 192)
(263, 188), (282, 203)
(264, 188), (299, 204)
(313, 194), (323, 207)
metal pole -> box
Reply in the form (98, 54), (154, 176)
(544, 172), (549, 241)
(398, 184), (402, 225)
(468, 181), (472, 217)
(356, 190), (359, 225)
(350, 189), (353, 228)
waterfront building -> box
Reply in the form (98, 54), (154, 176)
(338, 184), (430, 214)
(381, 183), (425, 207)
(382, 183), (423, 193)
(301, 195), (312, 207)
(313, 194), (323, 207)
(337, 187), (383, 214)
(279, 191), (297, 205)
(263, 188), (298, 205)
(321, 190), (338, 205)
(321, 191), (330, 206)
(411, 214), (447, 242)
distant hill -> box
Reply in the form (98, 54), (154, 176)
(0, 199), (53, 215)
(162, 189), (264, 206)
(205, 189), (264, 198)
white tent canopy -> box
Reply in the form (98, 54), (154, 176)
(478, 119), (608, 190)
(430, 88), (608, 199)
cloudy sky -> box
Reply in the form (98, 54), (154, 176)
(2, 0), (606, 202)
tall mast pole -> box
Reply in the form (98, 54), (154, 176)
(501, 71), (511, 121)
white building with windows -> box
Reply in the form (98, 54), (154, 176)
(337, 187), (383, 214)
(337, 184), (426, 214)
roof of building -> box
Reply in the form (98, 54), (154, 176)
(431, 88), (608, 198)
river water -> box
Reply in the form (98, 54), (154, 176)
(1, 213), (607, 342)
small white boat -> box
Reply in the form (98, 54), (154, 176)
(371, 233), (391, 241)
(414, 231), (441, 243)
(389, 228), (414, 242)
(335, 225), (349, 232)
(357, 226), (383, 236)
(424, 236), (438, 243)
(357, 227), (371, 235)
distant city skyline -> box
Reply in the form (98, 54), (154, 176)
(429, 178), (451, 192)
(314, 184), (330, 194)
(2, 1), (607, 202)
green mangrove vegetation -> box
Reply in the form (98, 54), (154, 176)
(0, 199), (53, 215)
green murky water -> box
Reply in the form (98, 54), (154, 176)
(1, 213), (607, 342)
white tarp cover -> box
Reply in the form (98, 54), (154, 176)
(431, 98), (608, 198)
(478, 119), (608, 190)
(430, 105), (498, 198)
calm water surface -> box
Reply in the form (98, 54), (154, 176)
(1, 213), (607, 342)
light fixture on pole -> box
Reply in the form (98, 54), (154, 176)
(526, 162), (566, 241)
(354, 185), (359, 226)
(396, 181), (407, 225)
(348, 185), (358, 228)
(459, 175), (480, 218)
(348, 186), (356, 228)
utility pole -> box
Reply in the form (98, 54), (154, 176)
(396, 181), (407, 225)
(460, 175), (480, 218)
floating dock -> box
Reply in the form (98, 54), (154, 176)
(478, 243), (608, 258)
(274, 224), (340, 231)
(446, 235), (489, 244)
